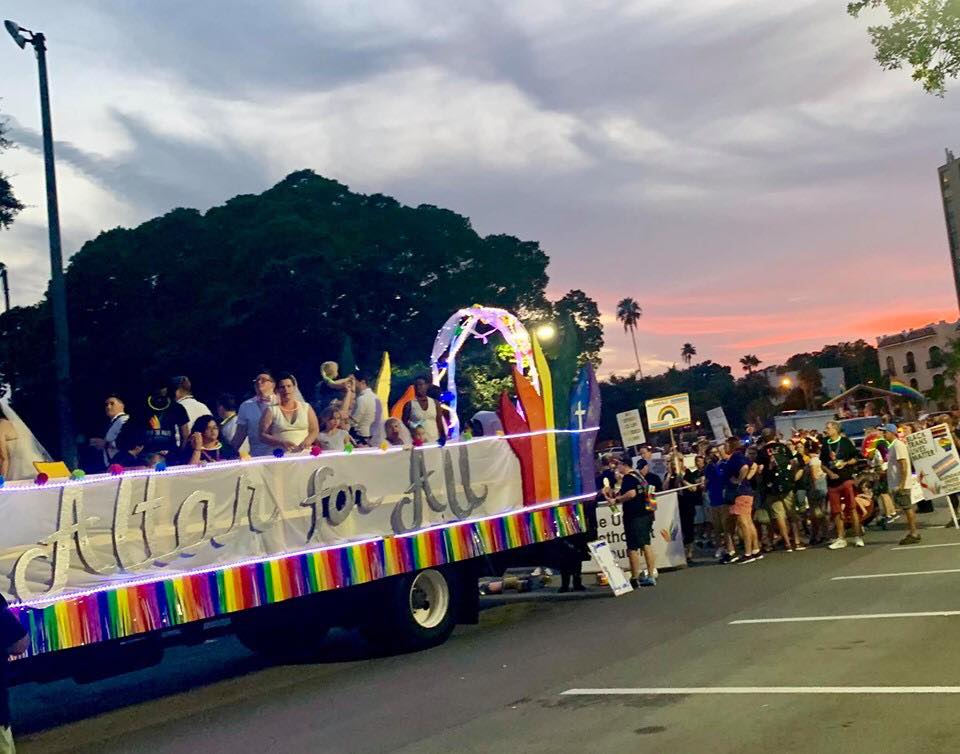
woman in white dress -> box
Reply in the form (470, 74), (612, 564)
(401, 376), (446, 444)
(259, 372), (319, 453)
(0, 395), (52, 480)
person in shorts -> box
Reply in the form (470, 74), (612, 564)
(604, 456), (659, 587)
(804, 438), (829, 544)
(706, 445), (735, 561)
(758, 429), (800, 551)
(822, 421), (864, 549)
(882, 423), (921, 545)
(727, 440), (763, 563)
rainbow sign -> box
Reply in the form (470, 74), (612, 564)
(645, 393), (692, 432)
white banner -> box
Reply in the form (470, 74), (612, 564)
(906, 423), (960, 500)
(645, 393), (691, 432)
(615, 409), (646, 448)
(584, 490), (686, 573)
(707, 407), (733, 442)
(0, 440), (522, 603)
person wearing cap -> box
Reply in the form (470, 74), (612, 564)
(881, 423), (921, 545)
(604, 456), (659, 588)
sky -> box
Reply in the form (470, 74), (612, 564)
(1, 0), (958, 377)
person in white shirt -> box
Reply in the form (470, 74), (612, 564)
(317, 406), (350, 451)
(171, 376), (211, 444)
(881, 423), (920, 545)
(233, 371), (277, 457)
(350, 373), (381, 446)
(402, 376), (446, 444)
(89, 394), (129, 468)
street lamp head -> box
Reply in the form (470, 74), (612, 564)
(4, 20), (29, 49)
(535, 323), (556, 342)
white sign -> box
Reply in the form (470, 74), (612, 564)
(645, 393), (691, 432)
(906, 423), (960, 500)
(587, 539), (633, 596)
(0, 440), (522, 602)
(584, 489), (686, 573)
(615, 409), (646, 448)
(707, 407), (733, 442)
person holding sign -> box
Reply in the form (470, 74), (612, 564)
(822, 420), (865, 549)
(881, 423), (920, 545)
(604, 456), (659, 588)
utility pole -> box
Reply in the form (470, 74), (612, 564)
(5, 20), (76, 466)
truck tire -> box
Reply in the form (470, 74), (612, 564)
(363, 568), (457, 652)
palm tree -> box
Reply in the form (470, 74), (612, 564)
(616, 297), (643, 377)
(740, 354), (762, 374)
(680, 342), (696, 368)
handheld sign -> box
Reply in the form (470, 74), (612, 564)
(645, 393), (691, 432)
(587, 539), (633, 596)
(615, 409), (646, 448)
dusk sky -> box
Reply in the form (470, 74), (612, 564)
(1, 1), (958, 376)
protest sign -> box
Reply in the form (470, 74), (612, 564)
(707, 407), (733, 442)
(645, 393), (691, 432)
(615, 409), (646, 448)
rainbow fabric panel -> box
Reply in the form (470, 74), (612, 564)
(11, 502), (584, 658)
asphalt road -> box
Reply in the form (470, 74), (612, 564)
(11, 507), (960, 754)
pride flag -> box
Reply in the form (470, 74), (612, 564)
(889, 379), (926, 403)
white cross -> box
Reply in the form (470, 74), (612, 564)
(574, 402), (586, 430)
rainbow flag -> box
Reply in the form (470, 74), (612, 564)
(889, 379), (926, 403)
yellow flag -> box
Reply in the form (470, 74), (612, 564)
(375, 351), (391, 407)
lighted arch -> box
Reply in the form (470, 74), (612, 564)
(430, 305), (539, 438)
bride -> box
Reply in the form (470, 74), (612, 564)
(0, 393), (52, 481)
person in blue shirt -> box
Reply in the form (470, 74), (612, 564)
(705, 445), (736, 561)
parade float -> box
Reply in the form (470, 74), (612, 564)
(0, 305), (599, 679)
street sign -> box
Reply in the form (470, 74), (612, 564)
(615, 409), (646, 448)
(645, 393), (691, 432)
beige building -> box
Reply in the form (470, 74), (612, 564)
(876, 320), (958, 394)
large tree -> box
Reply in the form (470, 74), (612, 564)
(0, 170), (556, 442)
(848, 1), (960, 94)
(615, 297), (643, 376)
(0, 115), (24, 229)
(554, 289), (604, 367)
(680, 342), (696, 368)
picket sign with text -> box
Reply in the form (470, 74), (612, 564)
(615, 409), (646, 448)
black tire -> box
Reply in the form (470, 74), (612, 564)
(362, 568), (457, 652)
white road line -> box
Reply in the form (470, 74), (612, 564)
(561, 687), (960, 696)
(891, 542), (960, 551)
(831, 568), (960, 581)
(729, 610), (960, 624)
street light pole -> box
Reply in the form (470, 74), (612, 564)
(4, 20), (75, 466)
(0, 263), (9, 313)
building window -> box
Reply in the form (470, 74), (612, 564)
(885, 355), (896, 376)
(934, 373), (945, 389)
(910, 378), (919, 390)
(928, 346), (944, 369)
(904, 351), (916, 373)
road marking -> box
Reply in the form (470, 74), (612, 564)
(831, 568), (960, 581)
(729, 610), (960, 625)
(891, 542), (960, 552)
(562, 687), (960, 696)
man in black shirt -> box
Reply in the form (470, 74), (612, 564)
(821, 420), (864, 549)
(605, 457), (659, 588)
(0, 595), (28, 753)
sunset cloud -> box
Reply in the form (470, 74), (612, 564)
(1, 0), (958, 381)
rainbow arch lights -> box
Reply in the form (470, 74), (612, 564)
(431, 305), (538, 438)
